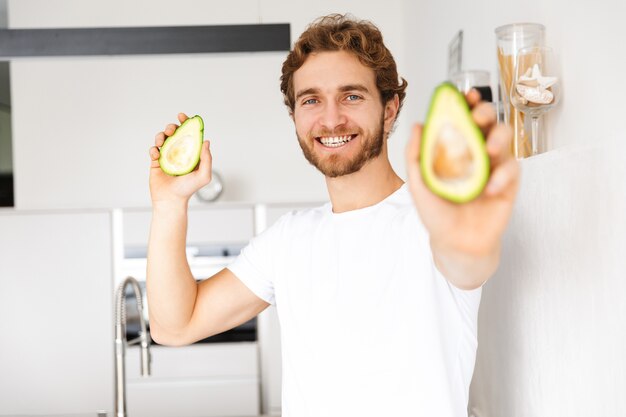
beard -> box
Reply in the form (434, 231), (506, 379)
(297, 113), (385, 178)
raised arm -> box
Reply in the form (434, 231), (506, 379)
(405, 91), (520, 290)
(146, 113), (269, 346)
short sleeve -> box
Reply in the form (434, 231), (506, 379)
(227, 217), (286, 305)
(433, 262), (483, 333)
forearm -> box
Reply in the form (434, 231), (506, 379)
(431, 240), (501, 290)
(146, 199), (198, 335)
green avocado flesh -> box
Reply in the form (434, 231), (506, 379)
(159, 115), (204, 176)
(420, 83), (490, 203)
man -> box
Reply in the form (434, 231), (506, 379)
(147, 14), (519, 417)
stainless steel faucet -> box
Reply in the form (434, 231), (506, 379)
(115, 276), (151, 417)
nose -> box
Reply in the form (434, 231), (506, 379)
(319, 100), (347, 131)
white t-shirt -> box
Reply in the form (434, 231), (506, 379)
(228, 184), (482, 417)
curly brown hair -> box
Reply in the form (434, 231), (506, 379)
(280, 14), (408, 116)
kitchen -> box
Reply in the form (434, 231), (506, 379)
(0, 0), (624, 416)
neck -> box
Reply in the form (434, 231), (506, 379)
(325, 145), (404, 213)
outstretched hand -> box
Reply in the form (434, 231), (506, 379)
(149, 113), (213, 205)
(406, 90), (520, 282)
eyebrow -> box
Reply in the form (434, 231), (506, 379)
(295, 87), (319, 101)
(339, 84), (370, 94)
(294, 84), (371, 101)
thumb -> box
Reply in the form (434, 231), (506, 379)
(405, 123), (433, 200)
(195, 140), (213, 184)
(405, 123), (423, 171)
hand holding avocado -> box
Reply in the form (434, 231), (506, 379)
(149, 113), (212, 205)
(406, 85), (520, 264)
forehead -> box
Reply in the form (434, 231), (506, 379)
(293, 50), (377, 94)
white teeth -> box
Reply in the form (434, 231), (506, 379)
(319, 135), (354, 147)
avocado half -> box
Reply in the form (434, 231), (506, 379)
(158, 115), (204, 176)
(420, 83), (490, 203)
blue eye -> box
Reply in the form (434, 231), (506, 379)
(346, 94), (361, 101)
(303, 98), (318, 105)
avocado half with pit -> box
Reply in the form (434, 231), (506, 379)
(158, 115), (204, 176)
(420, 83), (490, 203)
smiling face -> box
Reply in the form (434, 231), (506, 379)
(292, 50), (396, 178)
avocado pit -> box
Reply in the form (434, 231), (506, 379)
(432, 123), (474, 182)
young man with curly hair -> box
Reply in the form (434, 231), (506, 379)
(147, 14), (519, 417)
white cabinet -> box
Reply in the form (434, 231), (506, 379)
(125, 343), (260, 417)
(122, 205), (255, 250)
(0, 210), (115, 415)
(0, 203), (309, 416)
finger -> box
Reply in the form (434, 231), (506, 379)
(405, 123), (430, 196)
(164, 123), (178, 137)
(465, 88), (482, 109)
(485, 156), (520, 196)
(149, 146), (162, 168)
(195, 140), (213, 183)
(178, 113), (189, 124)
(486, 124), (513, 167)
(149, 146), (160, 161)
(405, 123), (423, 167)
(472, 102), (497, 136)
(155, 131), (166, 147)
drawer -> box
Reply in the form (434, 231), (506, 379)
(126, 342), (259, 379)
(126, 377), (260, 417)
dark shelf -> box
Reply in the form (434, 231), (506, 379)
(0, 24), (291, 58)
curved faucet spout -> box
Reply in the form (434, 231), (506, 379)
(114, 276), (151, 417)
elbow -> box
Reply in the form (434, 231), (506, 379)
(450, 278), (487, 291)
(148, 322), (193, 347)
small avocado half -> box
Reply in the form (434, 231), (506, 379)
(420, 83), (490, 203)
(159, 115), (204, 176)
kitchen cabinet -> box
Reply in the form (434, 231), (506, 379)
(0, 209), (115, 415)
(122, 205), (255, 253)
(0, 202), (312, 416)
(125, 343), (260, 417)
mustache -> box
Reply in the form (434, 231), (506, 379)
(310, 128), (361, 138)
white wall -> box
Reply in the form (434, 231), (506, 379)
(403, 0), (624, 150)
(8, 0), (408, 210)
(403, 1), (626, 415)
(471, 142), (626, 416)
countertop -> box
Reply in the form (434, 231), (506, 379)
(2, 415), (278, 417)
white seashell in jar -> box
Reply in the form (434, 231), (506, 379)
(515, 84), (554, 104)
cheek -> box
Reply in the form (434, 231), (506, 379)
(294, 113), (314, 136)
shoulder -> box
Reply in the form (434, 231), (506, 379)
(261, 203), (330, 238)
(382, 185), (426, 232)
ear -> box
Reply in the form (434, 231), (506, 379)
(383, 94), (400, 134)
